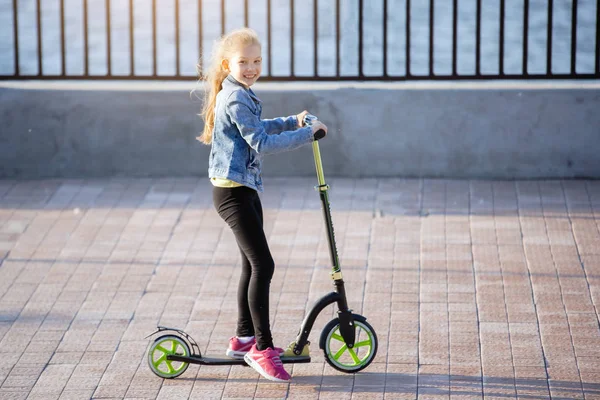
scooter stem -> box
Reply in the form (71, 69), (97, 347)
(312, 141), (341, 277)
(312, 141), (326, 188)
(289, 140), (355, 355)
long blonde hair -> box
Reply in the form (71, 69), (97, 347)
(197, 28), (261, 145)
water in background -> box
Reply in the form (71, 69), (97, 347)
(0, 0), (597, 77)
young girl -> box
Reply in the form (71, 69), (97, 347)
(197, 28), (327, 382)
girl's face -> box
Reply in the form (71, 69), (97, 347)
(224, 44), (262, 87)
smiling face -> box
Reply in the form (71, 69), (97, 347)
(223, 44), (262, 88)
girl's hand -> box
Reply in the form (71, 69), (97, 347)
(296, 110), (310, 127)
(311, 121), (328, 140)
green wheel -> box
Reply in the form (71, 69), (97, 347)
(320, 315), (377, 373)
(147, 335), (190, 379)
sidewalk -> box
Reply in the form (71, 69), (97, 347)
(0, 177), (599, 400)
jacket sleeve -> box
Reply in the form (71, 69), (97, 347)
(227, 100), (313, 155)
(261, 115), (298, 135)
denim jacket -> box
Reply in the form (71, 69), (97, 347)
(208, 75), (314, 192)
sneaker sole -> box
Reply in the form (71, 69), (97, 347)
(243, 354), (291, 383)
(225, 349), (248, 359)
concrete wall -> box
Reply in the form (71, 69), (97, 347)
(1, 81), (599, 179)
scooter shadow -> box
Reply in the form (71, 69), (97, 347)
(313, 372), (600, 398)
(180, 371), (600, 398)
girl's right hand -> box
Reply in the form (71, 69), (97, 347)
(311, 121), (328, 140)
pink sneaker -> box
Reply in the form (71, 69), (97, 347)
(244, 344), (291, 382)
(226, 337), (255, 359)
(226, 337), (284, 359)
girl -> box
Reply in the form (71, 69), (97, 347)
(197, 28), (327, 382)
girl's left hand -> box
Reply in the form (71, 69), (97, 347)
(296, 110), (309, 127)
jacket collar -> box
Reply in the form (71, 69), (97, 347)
(223, 75), (261, 103)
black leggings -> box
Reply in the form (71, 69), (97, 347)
(212, 185), (275, 351)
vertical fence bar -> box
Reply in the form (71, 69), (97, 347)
(129, 0), (135, 76)
(244, 0), (248, 27)
(198, 0), (203, 75)
(221, 0), (225, 35)
(12, 0), (19, 76)
(267, 0), (271, 75)
(314, 0), (318, 77)
(84, 0), (89, 75)
(106, 0), (112, 76)
(429, 0), (434, 76)
(475, 0), (481, 75)
(335, 0), (340, 77)
(547, 0), (553, 75)
(499, 0), (504, 75)
(175, 0), (180, 76)
(570, 0), (577, 74)
(406, 0), (411, 76)
(452, 0), (457, 76)
(60, 0), (66, 75)
(290, 0), (294, 77)
(523, 0), (529, 75)
(596, 0), (600, 74)
(358, 0), (363, 77)
(36, 0), (42, 75)
(152, 0), (157, 75)
(383, 0), (387, 76)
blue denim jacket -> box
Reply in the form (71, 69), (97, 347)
(208, 75), (314, 192)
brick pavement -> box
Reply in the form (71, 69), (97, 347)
(0, 177), (599, 400)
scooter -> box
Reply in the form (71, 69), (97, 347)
(145, 116), (378, 379)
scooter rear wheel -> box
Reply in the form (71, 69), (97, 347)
(320, 315), (377, 373)
(147, 334), (190, 379)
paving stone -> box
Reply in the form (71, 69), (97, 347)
(1, 178), (599, 399)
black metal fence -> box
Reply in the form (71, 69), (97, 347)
(1, 0), (599, 81)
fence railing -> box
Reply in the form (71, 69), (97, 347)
(1, 0), (599, 81)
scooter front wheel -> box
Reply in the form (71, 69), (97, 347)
(147, 334), (190, 379)
(320, 315), (378, 373)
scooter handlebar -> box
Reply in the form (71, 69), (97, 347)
(314, 129), (326, 140)
(303, 114), (326, 141)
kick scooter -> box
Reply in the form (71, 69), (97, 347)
(145, 115), (378, 378)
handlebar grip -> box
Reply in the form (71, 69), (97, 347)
(314, 129), (326, 141)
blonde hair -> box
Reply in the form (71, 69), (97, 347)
(197, 28), (261, 145)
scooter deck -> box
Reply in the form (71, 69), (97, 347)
(167, 354), (311, 366)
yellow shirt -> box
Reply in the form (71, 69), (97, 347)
(211, 177), (243, 188)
